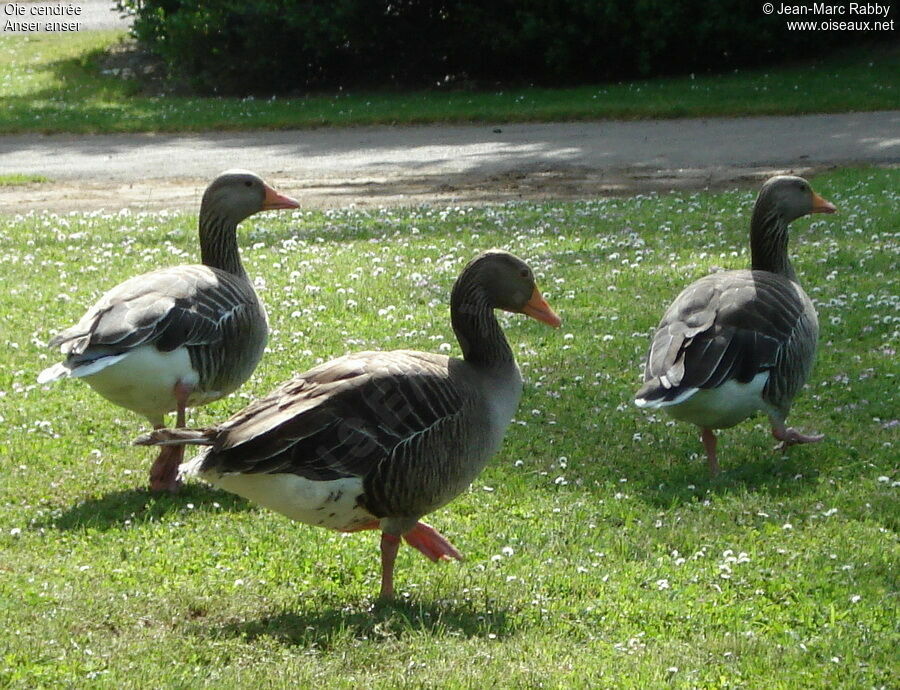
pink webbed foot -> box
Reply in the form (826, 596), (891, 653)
(402, 521), (464, 563)
(772, 425), (824, 452)
(149, 444), (184, 493)
(371, 522), (463, 598)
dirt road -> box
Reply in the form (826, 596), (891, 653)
(1, 111), (898, 211)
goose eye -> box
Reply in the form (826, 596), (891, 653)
(520, 269), (529, 278)
(245, 180), (253, 188)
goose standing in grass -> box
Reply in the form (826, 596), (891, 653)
(634, 175), (837, 476)
(136, 250), (561, 597)
(39, 170), (299, 492)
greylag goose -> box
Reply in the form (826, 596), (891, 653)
(634, 175), (837, 476)
(38, 170), (299, 492)
(135, 250), (561, 597)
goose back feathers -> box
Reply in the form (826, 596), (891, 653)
(635, 268), (818, 422)
(138, 250), (561, 596)
(40, 170), (298, 422)
(179, 349), (515, 532)
(40, 264), (268, 419)
(635, 175), (836, 474)
(39, 170), (299, 491)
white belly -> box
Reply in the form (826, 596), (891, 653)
(664, 372), (770, 429)
(82, 345), (211, 423)
(191, 460), (376, 531)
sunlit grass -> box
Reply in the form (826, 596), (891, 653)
(0, 167), (897, 687)
(0, 32), (897, 134)
(0, 173), (49, 186)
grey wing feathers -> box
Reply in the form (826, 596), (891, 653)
(637, 271), (806, 404)
(198, 351), (466, 482)
(49, 265), (251, 359)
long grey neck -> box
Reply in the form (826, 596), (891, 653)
(199, 209), (246, 279)
(450, 278), (514, 367)
(750, 203), (796, 282)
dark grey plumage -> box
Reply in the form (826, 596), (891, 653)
(185, 350), (487, 523)
(136, 249), (561, 596)
(39, 170), (299, 491)
(636, 270), (817, 417)
(635, 175), (836, 475)
(44, 264), (266, 412)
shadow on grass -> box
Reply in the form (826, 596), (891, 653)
(41, 483), (252, 531)
(632, 449), (824, 507)
(616, 432), (822, 508)
(212, 597), (518, 647)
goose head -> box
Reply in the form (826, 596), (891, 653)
(201, 169), (300, 225)
(461, 250), (562, 327)
(757, 175), (837, 224)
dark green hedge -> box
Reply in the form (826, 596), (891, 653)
(117, 0), (874, 94)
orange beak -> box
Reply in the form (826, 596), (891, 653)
(810, 190), (837, 214)
(521, 287), (561, 328)
(262, 183), (300, 210)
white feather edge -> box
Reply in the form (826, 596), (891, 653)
(178, 452), (207, 479)
(40, 345), (204, 422)
(634, 386), (699, 409)
(37, 353), (130, 384)
(638, 372), (771, 429)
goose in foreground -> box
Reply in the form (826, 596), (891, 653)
(634, 175), (837, 476)
(39, 170), (299, 492)
(136, 250), (561, 597)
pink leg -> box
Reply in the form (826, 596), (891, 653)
(148, 381), (193, 493)
(149, 445), (184, 492)
(701, 427), (720, 477)
(342, 520), (462, 597)
(402, 522), (464, 563)
(380, 533), (401, 598)
(772, 423), (824, 451)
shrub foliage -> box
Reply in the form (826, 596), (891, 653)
(117, 0), (877, 94)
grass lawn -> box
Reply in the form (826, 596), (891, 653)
(0, 32), (897, 134)
(1, 167), (897, 687)
(0, 174), (49, 186)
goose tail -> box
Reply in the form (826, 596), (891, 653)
(37, 362), (71, 384)
(634, 379), (698, 409)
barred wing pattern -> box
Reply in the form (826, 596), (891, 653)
(637, 270), (817, 414)
(48, 264), (265, 392)
(198, 350), (478, 518)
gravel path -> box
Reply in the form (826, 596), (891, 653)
(1, 94), (897, 210)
